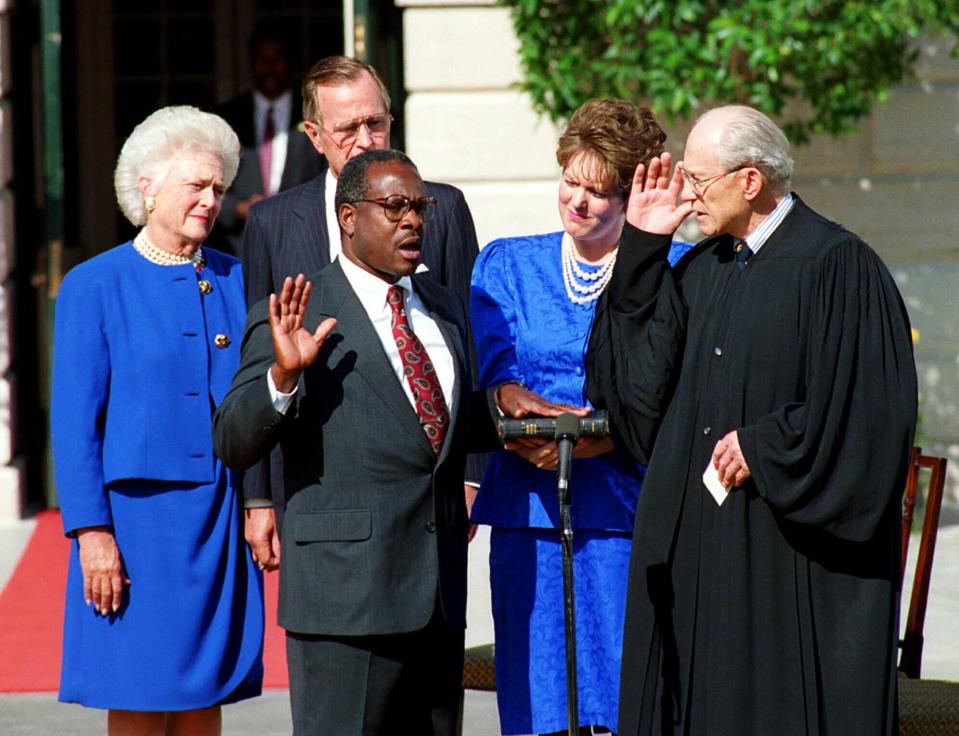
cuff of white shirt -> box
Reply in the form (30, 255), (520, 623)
(267, 367), (297, 414)
(244, 497), (274, 509)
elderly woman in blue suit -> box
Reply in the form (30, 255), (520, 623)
(471, 99), (691, 736)
(51, 106), (263, 735)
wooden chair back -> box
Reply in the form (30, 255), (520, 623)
(899, 446), (948, 679)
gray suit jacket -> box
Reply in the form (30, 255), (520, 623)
(240, 169), (487, 495)
(213, 261), (493, 636)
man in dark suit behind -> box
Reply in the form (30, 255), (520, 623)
(241, 55), (484, 552)
(214, 27), (325, 255)
(214, 149), (492, 734)
(242, 55), (478, 308)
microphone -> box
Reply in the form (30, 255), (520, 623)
(554, 413), (581, 495)
(496, 411), (609, 442)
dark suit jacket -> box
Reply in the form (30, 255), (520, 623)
(240, 171), (486, 495)
(214, 92), (326, 255)
(241, 172), (478, 308)
(213, 261), (491, 636)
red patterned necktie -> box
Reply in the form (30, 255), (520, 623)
(387, 285), (451, 457)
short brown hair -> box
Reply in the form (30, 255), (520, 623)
(301, 56), (391, 123)
(556, 98), (666, 197)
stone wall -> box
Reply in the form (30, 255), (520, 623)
(399, 0), (959, 497)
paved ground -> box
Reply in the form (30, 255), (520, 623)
(1, 517), (957, 734)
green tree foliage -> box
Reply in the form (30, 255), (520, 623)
(503, 0), (959, 142)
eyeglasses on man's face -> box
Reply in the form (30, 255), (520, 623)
(678, 164), (745, 196)
(353, 194), (437, 223)
(318, 113), (393, 149)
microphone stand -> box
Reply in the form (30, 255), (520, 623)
(554, 413), (581, 736)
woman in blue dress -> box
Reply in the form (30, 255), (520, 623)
(51, 106), (263, 735)
(470, 99), (690, 735)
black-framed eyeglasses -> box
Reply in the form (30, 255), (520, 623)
(317, 113), (393, 148)
(678, 164), (746, 195)
(353, 194), (437, 223)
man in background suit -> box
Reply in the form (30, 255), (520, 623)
(215, 27), (325, 255)
(241, 55), (483, 559)
(214, 149), (492, 733)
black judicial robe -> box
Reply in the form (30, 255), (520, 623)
(586, 198), (917, 736)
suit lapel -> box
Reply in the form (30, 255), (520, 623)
(289, 176), (331, 276)
(309, 263), (434, 461)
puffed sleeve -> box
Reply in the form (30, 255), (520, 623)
(50, 269), (113, 535)
(469, 240), (523, 390)
(738, 237), (918, 542)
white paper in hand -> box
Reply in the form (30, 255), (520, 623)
(703, 461), (730, 506)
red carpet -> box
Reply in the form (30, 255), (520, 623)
(0, 511), (289, 692)
(0, 511), (68, 691)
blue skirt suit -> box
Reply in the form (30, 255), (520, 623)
(470, 233), (689, 734)
(51, 242), (263, 710)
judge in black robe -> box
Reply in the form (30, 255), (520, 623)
(586, 105), (917, 736)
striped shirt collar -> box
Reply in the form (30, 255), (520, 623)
(743, 192), (794, 255)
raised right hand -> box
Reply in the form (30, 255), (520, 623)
(626, 151), (693, 235)
(269, 274), (337, 392)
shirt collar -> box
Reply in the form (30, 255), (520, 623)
(743, 192), (795, 255)
(252, 89), (292, 116)
(338, 252), (414, 315)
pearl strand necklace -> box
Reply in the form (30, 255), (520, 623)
(133, 230), (204, 269)
(561, 232), (618, 305)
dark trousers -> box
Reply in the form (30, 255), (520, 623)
(286, 608), (465, 735)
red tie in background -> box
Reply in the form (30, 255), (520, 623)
(259, 105), (275, 196)
(387, 285), (450, 457)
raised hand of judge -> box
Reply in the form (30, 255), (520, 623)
(626, 151), (693, 235)
(269, 274), (337, 393)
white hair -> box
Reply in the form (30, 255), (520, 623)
(114, 105), (240, 226)
(697, 105), (794, 193)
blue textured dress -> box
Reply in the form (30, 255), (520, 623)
(470, 232), (690, 734)
(51, 242), (264, 710)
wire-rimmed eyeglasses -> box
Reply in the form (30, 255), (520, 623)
(318, 113), (393, 149)
(678, 164), (745, 195)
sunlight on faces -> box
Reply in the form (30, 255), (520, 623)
(143, 151), (225, 253)
(304, 72), (390, 178)
(343, 161), (426, 283)
(680, 122), (752, 239)
(558, 151), (626, 257)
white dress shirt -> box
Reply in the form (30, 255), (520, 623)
(324, 168), (341, 264)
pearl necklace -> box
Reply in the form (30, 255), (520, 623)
(561, 232), (618, 305)
(133, 230), (204, 269)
